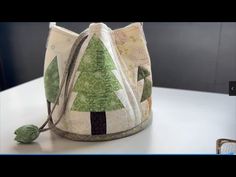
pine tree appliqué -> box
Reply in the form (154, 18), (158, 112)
(71, 35), (124, 135)
(71, 35), (124, 112)
(138, 66), (152, 102)
(44, 56), (60, 103)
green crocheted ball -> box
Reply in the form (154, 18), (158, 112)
(14, 125), (40, 144)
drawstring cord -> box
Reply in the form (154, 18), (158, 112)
(14, 29), (88, 144)
(39, 30), (88, 132)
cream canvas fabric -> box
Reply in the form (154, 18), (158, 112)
(43, 23), (152, 140)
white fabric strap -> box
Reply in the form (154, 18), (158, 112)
(49, 22), (56, 29)
(49, 22), (143, 28)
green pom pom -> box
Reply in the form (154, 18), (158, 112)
(14, 125), (40, 144)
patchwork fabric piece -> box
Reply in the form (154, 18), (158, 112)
(106, 108), (129, 134)
(138, 66), (150, 81)
(44, 56), (59, 103)
(113, 24), (151, 90)
(78, 35), (117, 72)
(71, 35), (124, 112)
(90, 112), (106, 135)
(137, 66), (152, 102)
(141, 78), (152, 102)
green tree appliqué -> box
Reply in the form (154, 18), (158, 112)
(44, 56), (60, 103)
(71, 35), (124, 135)
(138, 66), (152, 102)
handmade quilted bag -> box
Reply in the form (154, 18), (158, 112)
(14, 22), (153, 143)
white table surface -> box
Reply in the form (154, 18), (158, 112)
(0, 77), (235, 154)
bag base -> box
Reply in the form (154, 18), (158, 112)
(48, 112), (152, 142)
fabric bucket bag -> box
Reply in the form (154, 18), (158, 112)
(14, 22), (153, 143)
